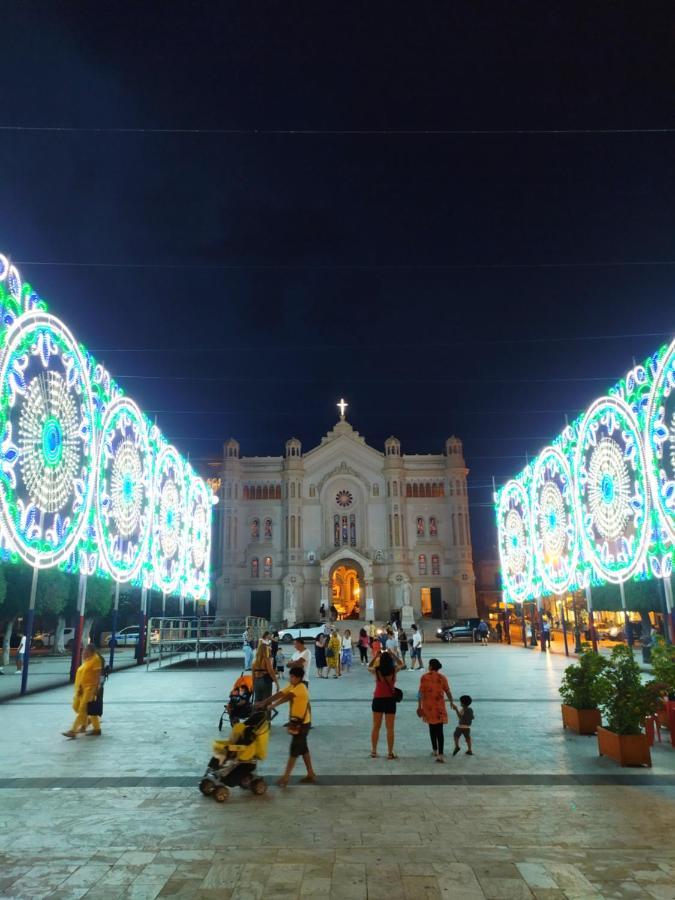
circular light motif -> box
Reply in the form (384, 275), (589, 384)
(336, 489), (353, 508)
(531, 446), (578, 594)
(497, 480), (534, 602)
(151, 445), (184, 593)
(184, 471), (212, 600)
(645, 339), (675, 544)
(95, 398), (153, 582)
(574, 396), (650, 583)
(0, 312), (95, 568)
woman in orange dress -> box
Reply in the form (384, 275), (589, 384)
(417, 658), (453, 762)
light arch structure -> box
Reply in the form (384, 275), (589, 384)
(0, 255), (214, 600)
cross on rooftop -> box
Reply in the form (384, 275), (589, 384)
(337, 398), (348, 419)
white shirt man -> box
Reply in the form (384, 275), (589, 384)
(290, 639), (311, 682)
(411, 626), (423, 669)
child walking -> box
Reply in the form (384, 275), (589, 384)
(452, 695), (474, 756)
(276, 647), (286, 680)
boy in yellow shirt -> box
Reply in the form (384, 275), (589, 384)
(258, 666), (316, 787)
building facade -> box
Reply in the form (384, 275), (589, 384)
(213, 407), (477, 624)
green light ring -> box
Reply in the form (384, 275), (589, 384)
(531, 446), (579, 595)
(497, 479), (534, 602)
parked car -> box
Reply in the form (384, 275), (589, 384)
(107, 626), (160, 647)
(437, 618), (481, 642)
(279, 621), (325, 644)
(32, 628), (78, 649)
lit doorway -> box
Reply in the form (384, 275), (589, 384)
(331, 564), (362, 619)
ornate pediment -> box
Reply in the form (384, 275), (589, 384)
(317, 460), (371, 494)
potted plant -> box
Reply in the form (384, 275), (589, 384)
(596, 644), (660, 767)
(559, 646), (608, 734)
(650, 636), (675, 728)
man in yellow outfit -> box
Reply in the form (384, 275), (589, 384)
(62, 645), (103, 738)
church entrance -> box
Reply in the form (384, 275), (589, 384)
(330, 562), (363, 620)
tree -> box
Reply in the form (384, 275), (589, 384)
(82, 576), (114, 646)
(1, 563), (31, 667)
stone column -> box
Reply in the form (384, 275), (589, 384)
(365, 578), (375, 622)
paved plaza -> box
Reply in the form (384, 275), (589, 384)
(0, 644), (674, 899)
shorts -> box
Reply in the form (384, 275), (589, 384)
(289, 724), (310, 757)
(454, 727), (471, 740)
(372, 697), (397, 715)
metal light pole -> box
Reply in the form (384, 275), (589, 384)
(137, 586), (148, 665)
(19, 566), (39, 696)
(109, 581), (120, 670)
(70, 573), (87, 682)
(585, 585), (599, 653)
(663, 576), (674, 644)
(619, 581), (633, 647)
(559, 595), (570, 657)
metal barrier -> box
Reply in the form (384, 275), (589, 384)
(144, 616), (268, 668)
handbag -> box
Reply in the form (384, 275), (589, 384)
(285, 695), (311, 735)
(326, 647), (335, 659)
(377, 669), (402, 703)
(87, 684), (104, 717)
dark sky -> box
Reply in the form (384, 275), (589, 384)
(2, 1), (675, 557)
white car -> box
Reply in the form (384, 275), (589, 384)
(279, 621), (325, 644)
(32, 628), (78, 649)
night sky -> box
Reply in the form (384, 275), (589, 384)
(1, 2), (675, 558)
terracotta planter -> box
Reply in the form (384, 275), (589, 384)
(561, 704), (601, 735)
(597, 726), (652, 767)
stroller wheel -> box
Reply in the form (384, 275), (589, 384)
(213, 786), (230, 803)
(199, 779), (215, 796)
(251, 778), (267, 796)
(239, 774), (253, 790)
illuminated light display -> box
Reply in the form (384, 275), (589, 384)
(531, 446), (579, 594)
(151, 444), (185, 594)
(183, 467), (212, 601)
(497, 479), (534, 602)
(646, 339), (675, 553)
(574, 396), (650, 584)
(0, 255), (214, 599)
(0, 312), (95, 568)
(95, 397), (153, 582)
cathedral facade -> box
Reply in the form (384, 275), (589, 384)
(212, 405), (477, 624)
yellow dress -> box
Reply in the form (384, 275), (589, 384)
(71, 654), (103, 733)
(327, 635), (341, 670)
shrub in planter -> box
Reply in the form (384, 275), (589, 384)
(558, 645), (608, 734)
(650, 636), (675, 701)
(596, 644), (662, 767)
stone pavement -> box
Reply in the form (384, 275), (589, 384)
(0, 649), (139, 702)
(0, 645), (674, 899)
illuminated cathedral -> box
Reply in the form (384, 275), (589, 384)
(212, 401), (477, 624)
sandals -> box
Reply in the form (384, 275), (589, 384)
(370, 751), (378, 758)
(387, 753), (398, 760)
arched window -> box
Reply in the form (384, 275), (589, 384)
(449, 481), (454, 497)
(264, 518), (272, 540)
(251, 558), (259, 578)
(243, 485), (249, 500)
(425, 483), (431, 498)
(418, 554), (427, 576)
(349, 514), (356, 546)
(256, 484), (262, 500)
(251, 518), (259, 541)
(416, 516), (425, 537)
(431, 483), (439, 497)
(393, 481), (398, 496)
(431, 554), (440, 576)
(387, 481), (391, 497)
(394, 514), (401, 545)
(275, 485), (282, 499)
(406, 483), (412, 498)
(291, 515), (296, 547)
(451, 513), (457, 546)
(291, 482), (296, 498)
(429, 516), (437, 537)
(263, 556), (272, 577)
(458, 513), (464, 546)
(413, 483), (419, 498)
(334, 515), (340, 547)
(464, 515), (471, 545)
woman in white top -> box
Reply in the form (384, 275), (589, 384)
(341, 629), (353, 673)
